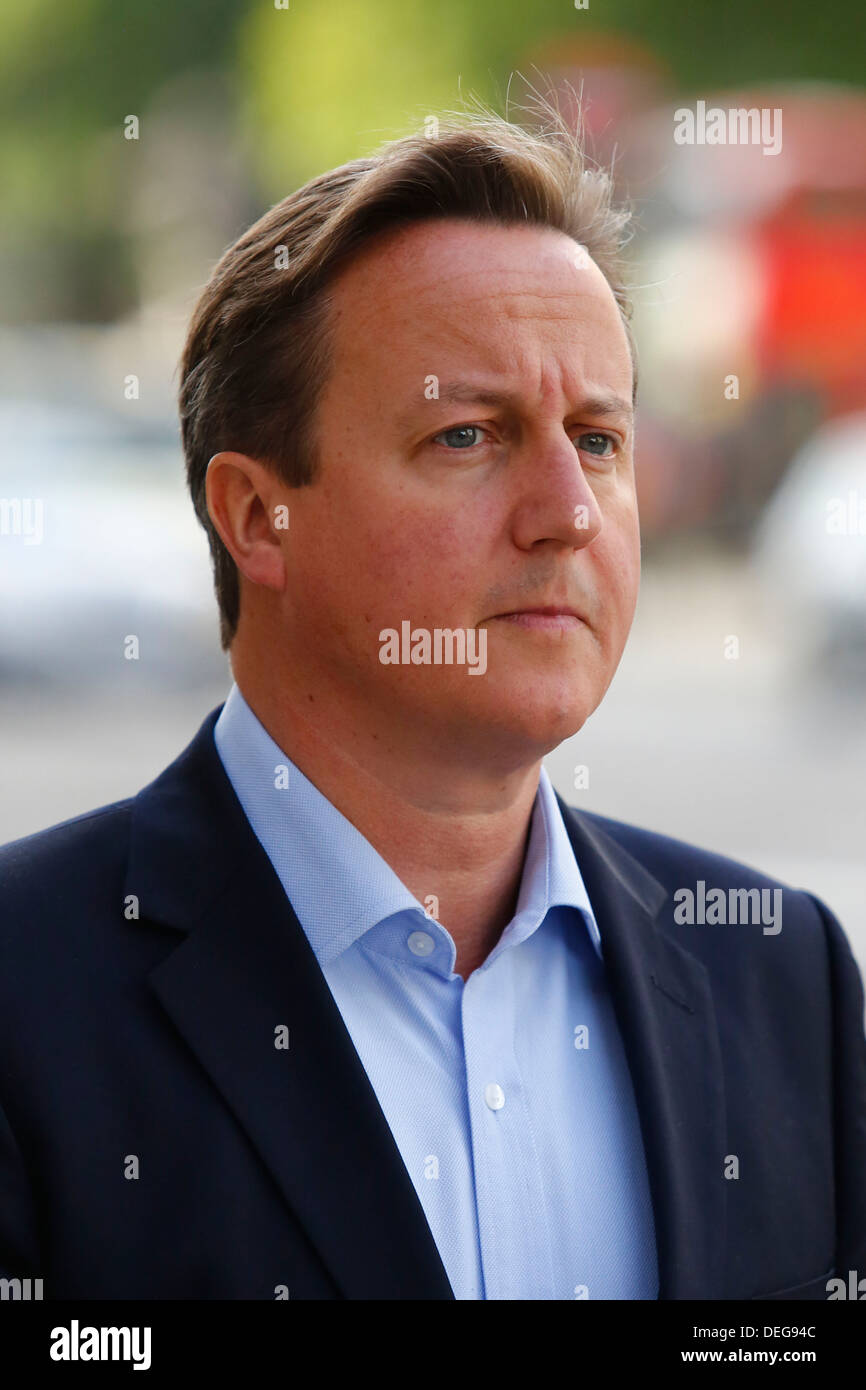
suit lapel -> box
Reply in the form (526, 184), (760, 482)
(128, 707), (454, 1300)
(555, 793), (727, 1300)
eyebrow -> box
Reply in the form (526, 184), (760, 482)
(399, 382), (634, 431)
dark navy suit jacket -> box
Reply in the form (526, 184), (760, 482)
(1, 705), (864, 1300)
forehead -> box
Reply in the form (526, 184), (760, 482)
(324, 218), (630, 376)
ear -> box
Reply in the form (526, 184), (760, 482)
(205, 451), (287, 593)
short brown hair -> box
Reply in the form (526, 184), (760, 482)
(178, 92), (637, 650)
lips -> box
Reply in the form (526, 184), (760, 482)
(489, 606), (587, 631)
(496, 606), (585, 620)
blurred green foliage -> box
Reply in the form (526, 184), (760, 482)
(1, 0), (861, 321)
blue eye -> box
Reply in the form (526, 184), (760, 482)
(433, 425), (485, 450)
(577, 432), (616, 458)
(430, 425), (618, 457)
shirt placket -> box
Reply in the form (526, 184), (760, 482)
(460, 947), (557, 1300)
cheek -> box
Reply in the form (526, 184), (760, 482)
(291, 481), (482, 626)
(350, 497), (488, 614)
(591, 530), (641, 640)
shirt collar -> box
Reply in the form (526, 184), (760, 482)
(213, 681), (602, 967)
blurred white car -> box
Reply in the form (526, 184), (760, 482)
(754, 411), (866, 680)
(0, 398), (228, 688)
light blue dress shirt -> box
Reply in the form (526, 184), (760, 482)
(214, 683), (658, 1300)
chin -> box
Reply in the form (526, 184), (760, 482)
(467, 681), (599, 756)
(521, 701), (594, 748)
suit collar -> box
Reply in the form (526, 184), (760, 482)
(126, 707), (725, 1300)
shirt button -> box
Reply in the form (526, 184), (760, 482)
(484, 1083), (505, 1111)
(407, 930), (435, 957)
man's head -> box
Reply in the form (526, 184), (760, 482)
(179, 102), (640, 765)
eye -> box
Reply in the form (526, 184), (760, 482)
(576, 431), (618, 459)
(432, 424), (487, 450)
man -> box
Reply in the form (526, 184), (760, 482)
(1, 105), (864, 1302)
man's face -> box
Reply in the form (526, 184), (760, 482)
(273, 217), (640, 765)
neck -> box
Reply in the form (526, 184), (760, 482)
(230, 653), (542, 980)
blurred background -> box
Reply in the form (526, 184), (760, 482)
(1, 0), (864, 971)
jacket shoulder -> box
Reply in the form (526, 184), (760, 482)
(574, 805), (794, 893)
(0, 800), (133, 940)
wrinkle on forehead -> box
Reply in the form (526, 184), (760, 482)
(331, 219), (606, 318)
(322, 220), (632, 401)
(384, 254), (604, 316)
(340, 269), (623, 356)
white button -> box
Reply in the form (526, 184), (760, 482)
(484, 1083), (505, 1111)
(407, 930), (435, 957)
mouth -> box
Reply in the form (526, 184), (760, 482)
(487, 606), (587, 632)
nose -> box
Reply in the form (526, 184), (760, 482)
(508, 428), (604, 552)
